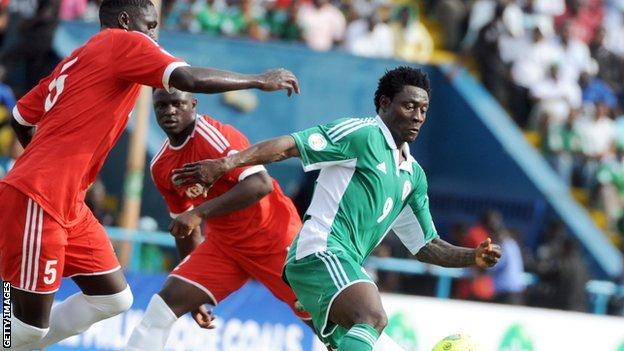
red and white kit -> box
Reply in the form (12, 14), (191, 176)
(150, 114), (307, 318)
(0, 29), (187, 293)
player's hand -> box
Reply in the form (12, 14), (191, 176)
(258, 68), (300, 96)
(171, 158), (228, 188)
(192, 305), (216, 329)
(474, 238), (502, 268)
(169, 210), (203, 238)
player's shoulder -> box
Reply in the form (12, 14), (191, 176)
(195, 114), (244, 152)
(149, 140), (172, 180)
(324, 117), (379, 143)
(410, 157), (427, 181)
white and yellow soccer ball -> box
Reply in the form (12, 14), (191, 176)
(432, 334), (478, 351)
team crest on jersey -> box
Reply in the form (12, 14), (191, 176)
(185, 183), (208, 199)
(308, 133), (327, 151)
(401, 181), (411, 201)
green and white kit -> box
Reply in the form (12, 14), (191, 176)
(285, 116), (438, 348)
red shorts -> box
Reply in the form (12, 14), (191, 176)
(0, 184), (120, 294)
(171, 238), (310, 320)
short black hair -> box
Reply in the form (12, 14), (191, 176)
(99, 0), (154, 28)
(374, 66), (430, 112)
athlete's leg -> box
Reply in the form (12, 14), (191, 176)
(0, 186), (65, 348)
(28, 212), (131, 349)
(329, 282), (385, 351)
(127, 240), (247, 351)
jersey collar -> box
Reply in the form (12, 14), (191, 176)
(375, 115), (414, 175)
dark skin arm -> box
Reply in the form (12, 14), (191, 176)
(11, 117), (35, 148)
(174, 227), (203, 260)
(169, 67), (300, 96)
(416, 237), (501, 268)
(171, 135), (299, 188)
(169, 171), (274, 237)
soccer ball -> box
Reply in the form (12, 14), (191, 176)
(432, 334), (478, 351)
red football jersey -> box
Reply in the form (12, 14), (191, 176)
(3, 29), (187, 227)
(151, 115), (300, 253)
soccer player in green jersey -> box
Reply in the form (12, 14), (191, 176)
(170, 66), (502, 351)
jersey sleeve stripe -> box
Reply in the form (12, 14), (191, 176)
(327, 119), (362, 139)
(332, 120), (376, 142)
(12, 106), (35, 127)
(162, 62), (190, 93)
(196, 127), (225, 153)
(238, 165), (266, 182)
(197, 120), (228, 150)
(327, 118), (357, 135)
(198, 118), (230, 147)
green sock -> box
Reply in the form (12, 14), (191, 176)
(338, 323), (380, 351)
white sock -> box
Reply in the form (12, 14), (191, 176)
(9, 314), (49, 350)
(126, 294), (178, 351)
(28, 286), (133, 349)
(373, 333), (406, 351)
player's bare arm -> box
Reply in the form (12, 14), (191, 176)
(169, 67), (300, 96)
(415, 237), (501, 268)
(10, 117), (35, 148)
(169, 171), (275, 237)
(171, 135), (299, 188)
(174, 227), (203, 259)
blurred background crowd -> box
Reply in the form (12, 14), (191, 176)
(0, 0), (623, 317)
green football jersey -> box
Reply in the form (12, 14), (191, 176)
(288, 116), (438, 264)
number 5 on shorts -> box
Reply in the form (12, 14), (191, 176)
(43, 260), (58, 285)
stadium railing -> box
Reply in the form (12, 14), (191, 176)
(106, 226), (624, 315)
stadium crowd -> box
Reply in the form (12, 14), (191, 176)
(0, 0), (622, 317)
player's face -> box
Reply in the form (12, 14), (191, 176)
(154, 91), (197, 135)
(128, 5), (159, 40)
(384, 85), (429, 143)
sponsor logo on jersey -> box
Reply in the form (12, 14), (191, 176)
(376, 162), (387, 174)
(185, 183), (208, 199)
(308, 133), (327, 151)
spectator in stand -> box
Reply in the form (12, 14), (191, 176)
(510, 23), (561, 127)
(297, 0), (345, 51)
(579, 71), (618, 109)
(589, 26), (624, 97)
(529, 64), (582, 128)
(544, 108), (582, 186)
(60, 0), (87, 20)
(297, 0), (346, 51)
(575, 101), (617, 188)
(345, 12), (393, 58)
(489, 228), (526, 305)
(555, 0), (603, 44)
(1, 0), (60, 95)
(596, 145), (624, 231)
(556, 20), (594, 83)
(433, 0), (469, 51)
(390, 5), (433, 63)
(260, 2), (300, 41)
(0, 65), (15, 155)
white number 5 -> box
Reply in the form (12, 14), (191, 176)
(376, 197), (394, 223)
(44, 57), (78, 112)
(43, 260), (58, 285)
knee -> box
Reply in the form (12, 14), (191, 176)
(84, 286), (133, 318)
(352, 308), (388, 333)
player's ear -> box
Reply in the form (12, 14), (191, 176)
(117, 11), (131, 30)
(379, 95), (391, 113)
(192, 99), (197, 109)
